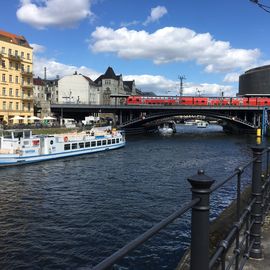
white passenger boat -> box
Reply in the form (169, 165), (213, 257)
(0, 127), (125, 167)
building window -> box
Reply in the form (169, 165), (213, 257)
(9, 75), (12, 83)
(27, 53), (30, 60)
(21, 64), (24, 72)
(16, 89), (19, 97)
(105, 80), (111, 85)
(2, 87), (6, 96)
(9, 102), (12, 110)
(3, 101), (6, 110)
(1, 60), (5, 68)
(27, 65), (30, 72)
(2, 74), (6, 82)
(27, 102), (31, 111)
(1, 47), (5, 54)
(15, 63), (19, 71)
(9, 88), (12, 96)
(27, 90), (30, 97)
(21, 52), (24, 59)
(16, 102), (19, 110)
(15, 76), (19, 84)
(9, 61), (12, 69)
(27, 77), (31, 84)
(8, 48), (11, 55)
(15, 50), (18, 57)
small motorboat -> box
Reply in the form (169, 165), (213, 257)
(197, 121), (208, 128)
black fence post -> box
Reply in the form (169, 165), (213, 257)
(188, 169), (215, 270)
(250, 146), (264, 259)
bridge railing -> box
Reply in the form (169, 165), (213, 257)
(92, 146), (270, 270)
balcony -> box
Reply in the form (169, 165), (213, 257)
(21, 83), (33, 89)
(8, 54), (21, 62)
(21, 70), (33, 77)
(21, 95), (33, 101)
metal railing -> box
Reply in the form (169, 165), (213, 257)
(92, 146), (270, 270)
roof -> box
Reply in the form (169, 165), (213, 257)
(0, 29), (31, 48)
(94, 66), (121, 84)
(82, 75), (98, 86)
(33, 77), (45, 86)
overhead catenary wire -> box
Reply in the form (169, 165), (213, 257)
(250, 0), (270, 13)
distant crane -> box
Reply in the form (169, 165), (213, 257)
(178, 75), (186, 96)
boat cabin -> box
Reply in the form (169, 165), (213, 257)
(1, 129), (32, 140)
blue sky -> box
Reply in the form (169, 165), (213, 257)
(1, 0), (270, 96)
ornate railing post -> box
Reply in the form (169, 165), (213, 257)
(188, 169), (215, 270)
(250, 146), (264, 259)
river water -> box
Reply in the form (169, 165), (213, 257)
(0, 125), (266, 270)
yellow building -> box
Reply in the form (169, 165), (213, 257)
(0, 29), (33, 125)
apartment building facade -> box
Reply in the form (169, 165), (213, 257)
(0, 30), (33, 124)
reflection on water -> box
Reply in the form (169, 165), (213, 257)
(0, 124), (264, 269)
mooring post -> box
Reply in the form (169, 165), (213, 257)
(188, 169), (215, 270)
(250, 146), (264, 259)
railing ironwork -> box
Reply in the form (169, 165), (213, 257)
(92, 146), (270, 270)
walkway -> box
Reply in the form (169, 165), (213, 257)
(244, 215), (270, 269)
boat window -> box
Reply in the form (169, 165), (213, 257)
(13, 131), (24, 139)
(97, 141), (101, 146)
(64, 144), (71, 150)
(24, 130), (31, 138)
(3, 131), (12, 139)
(72, 143), (78, 149)
(116, 138), (119, 143)
(112, 139), (115, 144)
(23, 141), (30, 146)
(91, 141), (96, 147)
(102, 140), (106, 145)
(85, 142), (90, 147)
(79, 142), (84, 148)
(107, 139), (111, 145)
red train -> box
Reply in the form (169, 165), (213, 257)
(126, 96), (270, 106)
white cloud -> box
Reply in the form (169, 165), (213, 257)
(124, 74), (235, 96)
(32, 54), (234, 96)
(30, 43), (46, 54)
(33, 56), (100, 79)
(223, 73), (240, 83)
(17, 0), (92, 29)
(143, 6), (168, 25)
(90, 26), (260, 74)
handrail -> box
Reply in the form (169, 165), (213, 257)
(92, 198), (200, 270)
(92, 147), (270, 270)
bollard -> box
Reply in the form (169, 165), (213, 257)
(250, 146), (264, 259)
(188, 169), (215, 270)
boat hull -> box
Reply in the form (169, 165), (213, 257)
(0, 142), (125, 167)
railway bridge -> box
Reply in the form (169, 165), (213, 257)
(50, 103), (268, 134)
